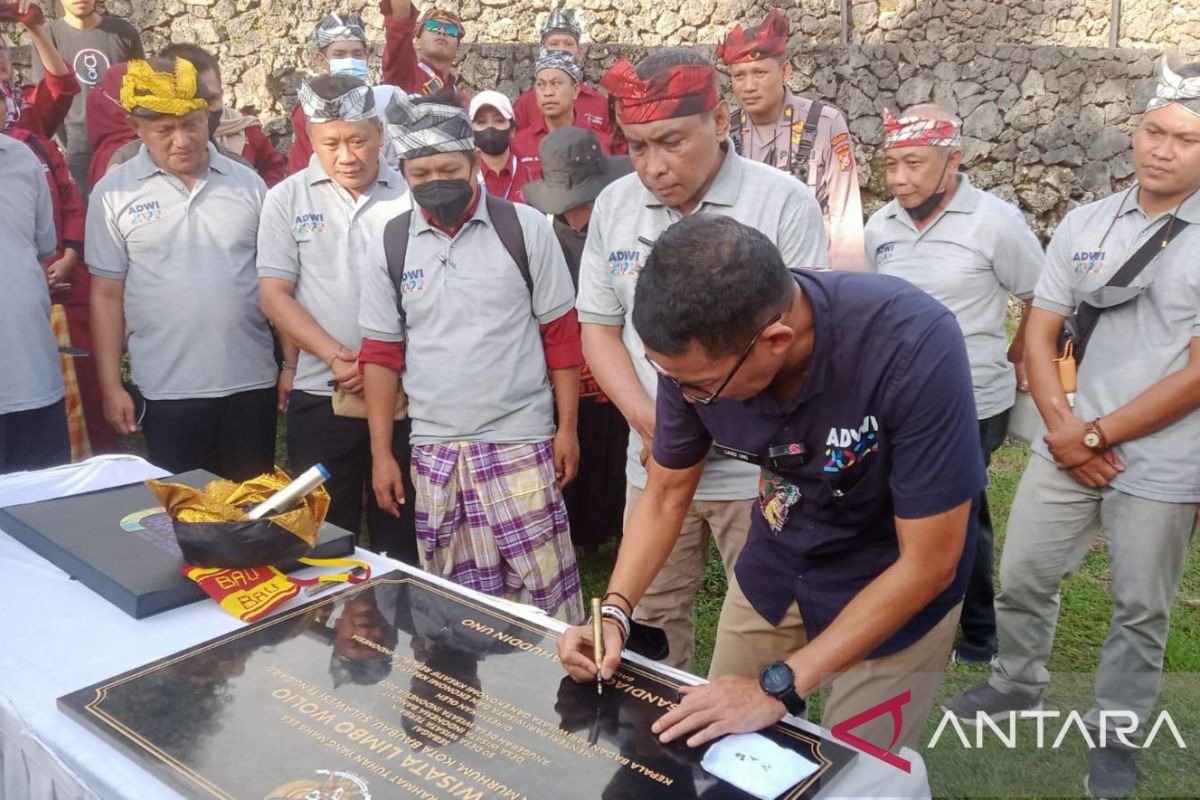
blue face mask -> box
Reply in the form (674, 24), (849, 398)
(329, 58), (369, 80)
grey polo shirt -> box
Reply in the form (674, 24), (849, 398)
(257, 155), (411, 395)
(575, 147), (830, 500)
(86, 143), (277, 401)
(359, 197), (577, 446)
(0, 134), (64, 415)
(865, 175), (1043, 420)
(1032, 186), (1200, 503)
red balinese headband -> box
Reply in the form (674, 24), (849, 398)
(601, 59), (718, 125)
(717, 8), (790, 66)
(882, 107), (963, 148)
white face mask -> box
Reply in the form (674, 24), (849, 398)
(329, 58), (369, 80)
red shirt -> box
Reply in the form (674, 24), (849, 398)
(379, 1), (468, 105)
(3, 70), (80, 140)
(8, 127), (84, 259)
(242, 124), (287, 188)
(478, 154), (530, 204)
(287, 104), (312, 175)
(510, 113), (613, 183)
(513, 82), (611, 134)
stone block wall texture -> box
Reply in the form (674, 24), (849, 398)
(5, 0), (1198, 233)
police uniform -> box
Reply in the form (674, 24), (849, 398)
(730, 90), (865, 270)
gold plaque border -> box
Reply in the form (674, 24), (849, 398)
(80, 575), (840, 799)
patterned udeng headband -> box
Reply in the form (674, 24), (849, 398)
(298, 82), (376, 123)
(313, 13), (367, 50)
(536, 48), (582, 84)
(384, 92), (474, 160)
(120, 59), (209, 117)
(1146, 56), (1200, 118)
(882, 107), (963, 148)
(601, 58), (718, 125)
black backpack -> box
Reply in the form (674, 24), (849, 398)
(383, 193), (531, 326)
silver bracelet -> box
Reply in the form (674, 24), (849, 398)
(600, 604), (631, 642)
(280, 361), (297, 371)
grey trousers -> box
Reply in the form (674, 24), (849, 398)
(990, 453), (1196, 740)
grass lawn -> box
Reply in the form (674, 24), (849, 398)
(575, 441), (1200, 797)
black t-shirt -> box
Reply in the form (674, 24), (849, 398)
(30, 16), (144, 157)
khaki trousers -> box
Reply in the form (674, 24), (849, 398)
(991, 453), (1197, 740)
(625, 484), (754, 672)
(709, 573), (961, 752)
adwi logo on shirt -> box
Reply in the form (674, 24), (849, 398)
(1072, 249), (1105, 275)
(824, 415), (880, 472)
(127, 201), (163, 226)
(294, 212), (326, 235)
(608, 249), (642, 278)
(401, 268), (426, 294)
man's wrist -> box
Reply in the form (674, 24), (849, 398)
(1083, 417), (1109, 451)
(602, 590), (634, 615)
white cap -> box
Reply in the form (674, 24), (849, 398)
(468, 90), (515, 122)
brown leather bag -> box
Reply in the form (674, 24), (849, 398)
(331, 383), (408, 420)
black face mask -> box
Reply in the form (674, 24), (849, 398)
(905, 155), (953, 223)
(474, 126), (512, 156)
(412, 179), (475, 228)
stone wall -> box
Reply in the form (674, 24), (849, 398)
(457, 39), (1157, 237)
(3, 1), (1194, 234)
(799, 42), (1155, 237)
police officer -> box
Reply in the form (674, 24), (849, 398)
(719, 9), (865, 270)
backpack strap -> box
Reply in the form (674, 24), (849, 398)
(485, 193), (531, 294)
(383, 198), (532, 333)
(383, 210), (414, 328)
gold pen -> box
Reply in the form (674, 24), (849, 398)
(592, 598), (603, 695)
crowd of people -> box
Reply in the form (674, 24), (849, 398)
(4, 1), (1200, 796)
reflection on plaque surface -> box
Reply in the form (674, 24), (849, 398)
(60, 571), (854, 799)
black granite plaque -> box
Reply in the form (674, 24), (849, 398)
(60, 571), (854, 799)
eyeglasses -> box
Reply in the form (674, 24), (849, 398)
(424, 19), (461, 38)
(646, 313), (782, 405)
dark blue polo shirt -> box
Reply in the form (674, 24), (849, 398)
(652, 269), (985, 658)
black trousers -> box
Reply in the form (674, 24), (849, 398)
(958, 408), (1012, 658)
(0, 398), (71, 474)
(286, 390), (418, 564)
(562, 398), (629, 551)
(142, 387), (277, 482)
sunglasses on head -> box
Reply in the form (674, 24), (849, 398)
(424, 19), (461, 38)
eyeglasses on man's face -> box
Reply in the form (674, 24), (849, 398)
(646, 313), (782, 405)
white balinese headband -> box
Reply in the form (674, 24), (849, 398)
(1146, 56), (1200, 118)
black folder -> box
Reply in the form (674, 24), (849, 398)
(0, 469), (356, 619)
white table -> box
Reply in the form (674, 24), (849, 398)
(0, 457), (929, 799)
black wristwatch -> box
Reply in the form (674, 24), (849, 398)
(759, 661), (806, 716)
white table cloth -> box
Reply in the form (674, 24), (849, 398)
(0, 456), (928, 799)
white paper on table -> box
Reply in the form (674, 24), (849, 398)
(701, 732), (821, 800)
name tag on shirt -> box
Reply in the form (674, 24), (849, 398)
(713, 443), (760, 464)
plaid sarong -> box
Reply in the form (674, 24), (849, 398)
(412, 440), (584, 624)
